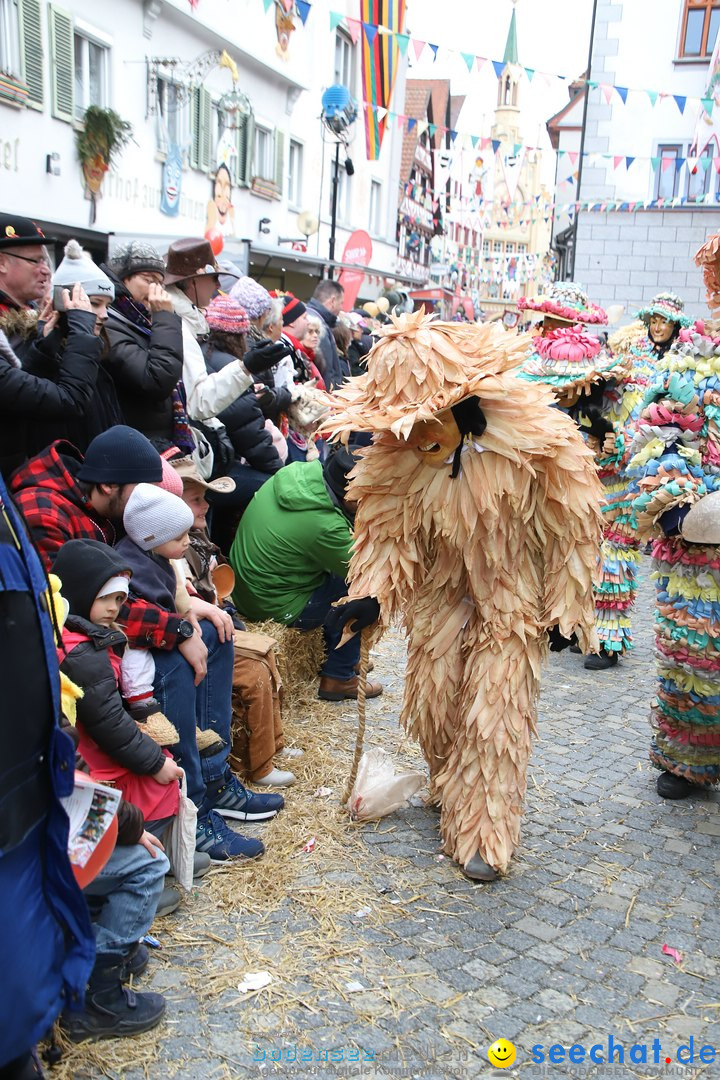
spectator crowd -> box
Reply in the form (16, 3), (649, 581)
(0, 212), (383, 1074)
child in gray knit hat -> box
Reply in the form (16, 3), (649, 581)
(52, 240), (114, 334)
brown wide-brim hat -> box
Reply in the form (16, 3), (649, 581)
(0, 213), (55, 249)
(171, 455), (236, 494)
(164, 238), (223, 286)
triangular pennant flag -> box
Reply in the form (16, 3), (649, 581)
(513, 143), (522, 155)
(376, 106), (387, 122)
(492, 60), (505, 78)
(675, 156), (685, 172)
(702, 96), (714, 117)
(647, 90), (658, 106)
(296, 0), (310, 25)
(362, 22), (377, 46)
(557, 149), (566, 159)
(601, 83), (614, 105)
(715, 157), (720, 174)
(412, 38), (425, 61)
(329, 9), (343, 31)
(476, 56), (486, 72)
(346, 17), (360, 44)
(568, 151), (578, 165)
(625, 156), (635, 169)
(615, 85), (628, 104)
(613, 155), (623, 169)
(651, 156), (660, 172)
(407, 117), (417, 132)
(428, 123), (437, 137)
(396, 113), (406, 130)
(428, 43), (439, 61)
(262, 0), (273, 11)
(661, 157), (673, 172)
(673, 94), (687, 114)
(396, 32), (409, 56)
(525, 67), (535, 81)
(492, 139), (501, 153)
(470, 134), (479, 148)
(461, 52), (475, 72)
(416, 119), (428, 135)
(449, 130), (458, 143)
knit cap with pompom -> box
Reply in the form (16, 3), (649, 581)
(229, 275), (272, 321)
(206, 293), (249, 335)
(52, 239), (115, 301)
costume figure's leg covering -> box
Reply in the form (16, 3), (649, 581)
(650, 536), (720, 785)
(434, 618), (539, 874)
(594, 477), (641, 655)
(402, 591), (472, 795)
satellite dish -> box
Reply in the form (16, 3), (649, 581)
(297, 211), (319, 238)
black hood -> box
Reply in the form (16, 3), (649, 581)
(53, 539), (132, 620)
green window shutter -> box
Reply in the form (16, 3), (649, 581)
(19, 0), (44, 109)
(274, 129), (285, 192)
(190, 87), (212, 172)
(236, 113), (254, 187)
(48, 4), (73, 122)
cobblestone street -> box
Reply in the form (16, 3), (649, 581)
(64, 559), (720, 1080)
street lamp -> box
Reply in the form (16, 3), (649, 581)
(321, 84), (357, 279)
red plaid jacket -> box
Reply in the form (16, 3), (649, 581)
(10, 440), (183, 650)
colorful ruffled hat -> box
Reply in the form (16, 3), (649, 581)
(519, 325), (626, 391)
(519, 281), (608, 326)
(636, 292), (691, 328)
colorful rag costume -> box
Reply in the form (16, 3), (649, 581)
(324, 312), (603, 874)
(629, 260), (720, 789)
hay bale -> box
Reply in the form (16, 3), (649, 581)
(245, 621), (325, 699)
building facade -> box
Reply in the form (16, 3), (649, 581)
(567, 0), (719, 319)
(0, 0), (408, 302)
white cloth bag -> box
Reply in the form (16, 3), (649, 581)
(165, 773), (198, 891)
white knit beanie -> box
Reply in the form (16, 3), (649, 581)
(123, 483), (194, 552)
(52, 239), (115, 301)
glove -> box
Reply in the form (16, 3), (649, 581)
(547, 625), (578, 652)
(325, 596), (381, 637)
(242, 339), (293, 375)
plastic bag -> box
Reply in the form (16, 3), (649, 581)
(347, 747), (425, 821)
(165, 773), (198, 891)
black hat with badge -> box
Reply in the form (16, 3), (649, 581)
(0, 213), (54, 250)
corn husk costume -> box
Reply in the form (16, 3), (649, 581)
(628, 243), (720, 792)
(323, 312), (603, 876)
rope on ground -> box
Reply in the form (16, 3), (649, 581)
(343, 628), (369, 806)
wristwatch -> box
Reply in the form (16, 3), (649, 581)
(176, 619), (194, 641)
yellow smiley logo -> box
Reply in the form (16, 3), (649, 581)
(488, 1039), (517, 1068)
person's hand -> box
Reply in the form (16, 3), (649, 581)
(38, 297), (59, 337)
(602, 431), (617, 454)
(325, 596), (381, 639)
(147, 282), (174, 313)
(178, 628), (208, 685)
(188, 595), (234, 642)
(139, 830), (166, 858)
(153, 757), (184, 785)
(242, 339), (293, 376)
(62, 282), (93, 312)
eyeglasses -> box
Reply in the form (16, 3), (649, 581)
(6, 252), (48, 267)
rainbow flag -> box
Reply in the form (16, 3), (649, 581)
(360, 0), (406, 160)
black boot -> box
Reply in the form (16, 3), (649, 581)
(60, 955), (165, 1041)
(657, 771), (697, 800)
(584, 651), (618, 671)
(120, 942), (150, 981)
(461, 852), (499, 882)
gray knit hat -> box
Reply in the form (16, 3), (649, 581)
(109, 241), (166, 281)
(123, 483), (194, 552)
(52, 240), (114, 305)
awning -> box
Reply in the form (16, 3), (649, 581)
(249, 243), (420, 286)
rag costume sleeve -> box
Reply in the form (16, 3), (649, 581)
(60, 645), (165, 775)
(628, 334), (719, 539)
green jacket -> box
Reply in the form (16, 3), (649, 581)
(229, 459), (353, 623)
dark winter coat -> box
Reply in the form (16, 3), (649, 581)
(104, 277), (184, 444)
(348, 333), (372, 378)
(59, 617), (165, 776)
(306, 298), (350, 390)
(21, 313), (123, 453)
(0, 475), (95, 1065)
(202, 343), (283, 474)
(0, 308), (102, 477)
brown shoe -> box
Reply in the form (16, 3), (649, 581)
(354, 660), (375, 674)
(318, 675), (383, 701)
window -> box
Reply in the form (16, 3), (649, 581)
(506, 242), (515, 253)
(518, 243), (527, 253)
(688, 147), (714, 199)
(0, 0), (21, 78)
(493, 240), (503, 253)
(254, 125), (273, 180)
(656, 144), (682, 199)
(156, 77), (189, 156)
(680, 0), (720, 56)
(369, 179), (382, 234)
(482, 239), (490, 256)
(73, 29), (109, 119)
(329, 156), (351, 221)
(288, 139), (303, 206)
(334, 30), (354, 90)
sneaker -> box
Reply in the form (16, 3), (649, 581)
(210, 773), (284, 821)
(254, 767), (296, 787)
(155, 885), (181, 918)
(166, 850), (212, 883)
(195, 810), (265, 863)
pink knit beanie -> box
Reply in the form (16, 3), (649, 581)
(206, 294), (250, 335)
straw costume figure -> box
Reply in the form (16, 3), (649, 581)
(628, 238), (720, 799)
(323, 312), (603, 880)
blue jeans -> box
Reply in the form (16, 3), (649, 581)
(83, 842), (170, 958)
(290, 573), (360, 681)
(152, 621), (234, 807)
